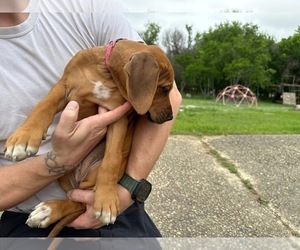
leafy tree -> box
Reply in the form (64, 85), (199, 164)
(181, 21), (275, 94)
(175, 52), (194, 92)
(272, 26), (300, 84)
(139, 22), (161, 45)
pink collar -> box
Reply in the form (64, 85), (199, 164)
(105, 38), (124, 70)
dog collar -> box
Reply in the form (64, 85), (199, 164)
(105, 38), (124, 71)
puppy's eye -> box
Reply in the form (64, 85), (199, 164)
(162, 86), (170, 95)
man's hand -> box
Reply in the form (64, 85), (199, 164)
(50, 101), (132, 172)
(67, 190), (103, 229)
(66, 185), (134, 229)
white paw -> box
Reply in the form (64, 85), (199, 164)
(26, 202), (52, 228)
(5, 144), (38, 161)
(93, 211), (116, 225)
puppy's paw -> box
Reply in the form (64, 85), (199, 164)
(93, 210), (117, 225)
(26, 202), (52, 228)
(93, 187), (119, 225)
(4, 144), (38, 161)
(4, 129), (44, 161)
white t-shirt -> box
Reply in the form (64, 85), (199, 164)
(0, 0), (141, 213)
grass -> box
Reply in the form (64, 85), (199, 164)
(203, 138), (270, 207)
(172, 96), (300, 135)
(173, 95), (299, 208)
(207, 147), (237, 174)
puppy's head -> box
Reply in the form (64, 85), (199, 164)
(124, 48), (174, 124)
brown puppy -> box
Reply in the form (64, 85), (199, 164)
(4, 39), (174, 236)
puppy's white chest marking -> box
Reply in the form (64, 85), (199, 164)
(92, 81), (111, 100)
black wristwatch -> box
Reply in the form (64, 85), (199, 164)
(118, 173), (152, 203)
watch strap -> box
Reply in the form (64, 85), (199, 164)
(118, 173), (139, 193)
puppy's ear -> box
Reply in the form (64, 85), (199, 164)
(124, 52), (159, 114)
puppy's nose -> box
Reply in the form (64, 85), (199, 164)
(166, 113), (173, 121)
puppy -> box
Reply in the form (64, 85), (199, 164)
(4, 39), (174, 236)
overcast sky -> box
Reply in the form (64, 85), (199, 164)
(122, 0), (300, 42)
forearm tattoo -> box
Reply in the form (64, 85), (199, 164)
(44, 151), (68, 174)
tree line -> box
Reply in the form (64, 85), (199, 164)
(139, 21), (300, 99)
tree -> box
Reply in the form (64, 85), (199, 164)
(181, 21), (275, 94)
(174, 52), (194, 92)
(162, 28), (186, 56)
(186, 25), (193, 50)
(161, 28), (187, 90)
(139, 22), (161, 45)
(162, 26), (198, 92)
(272, 26), (300, 84)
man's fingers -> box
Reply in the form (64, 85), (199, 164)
(98, 106), (108, 115)
(67, 189), (94, 204)
(94, 102), (132, 127)
(57, 101), (79, 133)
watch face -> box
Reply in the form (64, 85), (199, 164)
(133, 180), (152, 203)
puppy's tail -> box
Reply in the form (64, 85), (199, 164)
(48, 209), (85, 237)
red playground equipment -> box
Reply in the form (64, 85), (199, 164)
(216, 85), (257, 107)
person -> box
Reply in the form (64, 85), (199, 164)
(0, 0), (182, 238)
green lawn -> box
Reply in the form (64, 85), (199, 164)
(172, 97), (300, 136)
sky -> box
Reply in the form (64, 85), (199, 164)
(122, 0), (300, 42)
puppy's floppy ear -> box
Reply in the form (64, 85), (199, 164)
(124, 52), (159, 114)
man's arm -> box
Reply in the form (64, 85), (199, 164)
(0, 101), (132, 211)
(0, 152), (64, 211)
(67, 85), (182, 228)
(119, 85), (182, 210)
